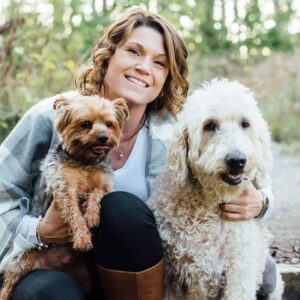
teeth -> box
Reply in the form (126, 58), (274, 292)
(228, 174), (242, 180)
(126, 76), (147, 87)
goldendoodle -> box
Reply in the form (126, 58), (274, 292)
(150, 79), (284, 300)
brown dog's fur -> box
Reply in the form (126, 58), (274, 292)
(0, 95), (129, 299)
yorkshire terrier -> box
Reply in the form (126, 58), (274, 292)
(0, 94), (129, 299)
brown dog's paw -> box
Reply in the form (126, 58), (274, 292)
(73, 233), (93, 251)
(84, 209), (100, 229)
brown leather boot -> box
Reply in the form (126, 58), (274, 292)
(97, 259), (164, 300)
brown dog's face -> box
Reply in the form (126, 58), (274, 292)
(53, 95), (129, 162)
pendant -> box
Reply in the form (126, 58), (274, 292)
(115, 146), (124, 160)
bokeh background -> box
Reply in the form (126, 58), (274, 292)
(0, 0), (300, 153)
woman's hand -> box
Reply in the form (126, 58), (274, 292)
(38, 201), (71, 244)
(219, 183), (264, 221)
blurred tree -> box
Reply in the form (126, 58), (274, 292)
(0, 0), (299, 142)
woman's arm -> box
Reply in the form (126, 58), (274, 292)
(0, 97), (58, 270)
(220, 181), (273, 222)
(38, 200), (71, 244)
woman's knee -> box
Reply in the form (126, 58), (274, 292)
(92, 191), (163, 271)
(257, 255), (277, 297)
(99, 191), (157, 233)
(12, 269), (84, 300)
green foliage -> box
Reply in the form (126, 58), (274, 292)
(0, 0), (300, 151)
(0, 105), (21, 142)
(263, 79), (300, 144)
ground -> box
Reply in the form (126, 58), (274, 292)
(268, 143), (300, 264)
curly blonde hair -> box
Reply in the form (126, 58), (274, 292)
(75, 8), (189, 116)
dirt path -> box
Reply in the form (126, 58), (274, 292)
(268, 143), (300, 264)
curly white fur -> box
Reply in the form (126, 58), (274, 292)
(149, 79), (283, 300)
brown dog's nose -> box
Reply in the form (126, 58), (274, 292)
(97, 135), (108, 144)
(225, 151), (246, 172)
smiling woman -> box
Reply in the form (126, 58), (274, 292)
(0, 7), (276, 300)
(75, 9), (189, 116)
(101, 26), (170, 169)
(75, 9), (189, 172)
(0, 7), (189, 300)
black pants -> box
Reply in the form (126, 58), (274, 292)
(12, 192), (163, 300)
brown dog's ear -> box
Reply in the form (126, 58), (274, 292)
(53, 96), (70, 112)
(53, 96), (72, 134)
(112, 97), (130, 128)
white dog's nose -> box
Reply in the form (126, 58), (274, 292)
(225, 151), (247, 172)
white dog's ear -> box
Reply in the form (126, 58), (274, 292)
(167, 126), (190, 186)
(254, 118), (273, 188)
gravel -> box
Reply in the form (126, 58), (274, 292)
(268, 143), (300, 264)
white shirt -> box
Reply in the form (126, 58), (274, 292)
(113, 127), (149, 201)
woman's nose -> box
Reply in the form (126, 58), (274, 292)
(135, 58), (151, 75)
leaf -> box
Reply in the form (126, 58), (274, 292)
(64, 59), (76, 70)
(13, 47), (25, 55)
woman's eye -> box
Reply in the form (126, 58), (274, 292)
(81, 121), (92, 129)
(106, 121), (113, 128)
(203, 121), (217, 132)
(127, 48), (139, 55)
(154, 60), (166, 68)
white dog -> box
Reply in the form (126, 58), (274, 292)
(150, 79), (283, 300)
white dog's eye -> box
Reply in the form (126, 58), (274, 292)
(241, 120), (250, 129)
(203, 121), (217, 132)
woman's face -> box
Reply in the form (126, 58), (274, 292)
(103, 26), (169, 110)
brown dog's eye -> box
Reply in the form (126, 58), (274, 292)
(81, 121), (92, 129)
(203, 121), (217, 132)
(241, 120), (250, 129)
(106, 121), (113, 128)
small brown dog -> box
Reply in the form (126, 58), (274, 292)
(0, 94), (129, 299)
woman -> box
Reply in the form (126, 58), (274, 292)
(0, 8), (274, 300)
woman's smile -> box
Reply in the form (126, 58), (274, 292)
(124, 75), (149, 88)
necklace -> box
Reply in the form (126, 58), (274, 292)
(115, 132), (138, 160)
(117, 149), (124, 159)
(114, 113), (147, 161)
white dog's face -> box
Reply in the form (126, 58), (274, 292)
(178, 80), (272, 191)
